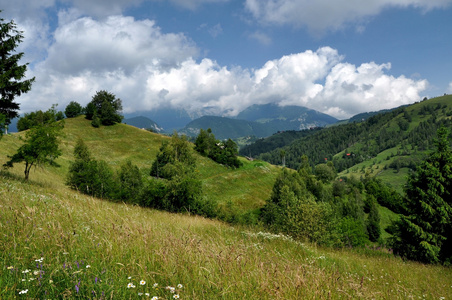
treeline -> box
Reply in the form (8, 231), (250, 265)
(239, 128), (321, 158)
(255, 102), (452, 172)
(261, 155), (387, 247)
(17, 90), (123, 132)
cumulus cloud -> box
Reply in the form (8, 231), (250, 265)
(244, 0), (452, 33)
(18, 14), (428, 120)
(448, 82), (452, 94)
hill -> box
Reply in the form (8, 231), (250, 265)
(246, 95), (452, 191)
(0, 115), (280, 212)
(1, 113), (452, 298)
(237, 103), (338, 129)
(123, 116), (164, 133)
(179, 116), (271, 140)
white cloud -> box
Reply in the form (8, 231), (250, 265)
(448, 82), (452, 94)
(19, 21), (428, 120)
(244, 0), (452, 33)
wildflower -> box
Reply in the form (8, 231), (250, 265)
(153, 283), (158, 288)
(86, 265), (91, 268)
(33, 270), (40, 276)
(7, 266), (14, 270)
(145, 293), (150, 297)
(18, 289), (28, 295)
(49, 279), (53, 284)
(35, 257), (44, 263)
(22, 269), (30, 274)
(28, 277), (36, 281)
(177, 284), (183, 289)
(140, 280), (146, 285)
(173, 295), (180, 299)
(127, 283), (136, 288)
(128, 276), (132, 279)
(138, 292), (143, 296)
(151, 297), (158, 300)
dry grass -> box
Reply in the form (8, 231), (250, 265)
(1, 174), (451, 299)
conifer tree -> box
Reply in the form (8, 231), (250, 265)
(0, 12), (35, 134)
(391, 126), (452, 263)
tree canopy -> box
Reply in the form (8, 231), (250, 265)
(0, 12), (35, 133)
(3, 106), (64, 180)
(85, 90), (122, 126)
(391, 126), (452, 264)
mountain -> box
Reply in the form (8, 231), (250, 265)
(123, 107), (193, 132)
(236, 103), (338, 130)
(245, 95), (452, 191)
(179, 104), (338, 140)
(179, 116), (273, 140)
(123, 116), (164, 133)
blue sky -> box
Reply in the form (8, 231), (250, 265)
(1, 0), (451, 119)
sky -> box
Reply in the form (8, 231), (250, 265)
(1, 0), (452, 120)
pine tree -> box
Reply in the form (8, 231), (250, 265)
(0, 12), (35, 133)
(391, 126), (452, 263)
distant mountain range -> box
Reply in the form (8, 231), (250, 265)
(178, 104), (338, 140)
(123, 116), (164, 133)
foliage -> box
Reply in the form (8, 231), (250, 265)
(314, 161), (336, 183)
(64, 101), (83, 118)
(66, 138), (115, 199)
(366, 200), (381, 242)
(17, 105), (64, 131)
(261, 168), (339, 246)
(147, 132), (202, 212)
(117, 160), (143, 203)
(3, 107), (63, 180)
(364, 177), (406, 214)
(85, 90), (122, 126)
(194, 128), (242, 168)
(0, 12), (35, 127)
(390, 127), (452, 264)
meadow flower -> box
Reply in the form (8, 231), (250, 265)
(127, 283), (136, 288)
(138, 292), (143, 296)
(177, 284), (183, 289)
(145, 293), (150, 297)
(18, 289), (28, 294)
(22, 269), (30, 274)
(7, 266), (14, 270)
(151, 297), (158, 300)
(173, 295), (180, 299)
(86, 265), (91, 268)
(140, 280), (146, 285)
(33, 270), (40, 275)
(153, 283), (158, 288)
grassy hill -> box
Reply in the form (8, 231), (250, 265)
(1, 114), (452, 298)
(250, 95), (452, 191)
(0, 116), (280, 212)
(2, 171), (452, 299)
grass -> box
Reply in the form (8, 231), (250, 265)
(0, 175), (452, 299)
(2, 116), (452, 298)
(1, 174), (452, 299)
(0, 116), (280, 212)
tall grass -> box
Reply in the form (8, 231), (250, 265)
(1, 174), (451, 299)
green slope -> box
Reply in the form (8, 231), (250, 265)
(250, 95), (452, 191)
(0, 115), (280, 211)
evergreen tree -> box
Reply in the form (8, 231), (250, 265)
(366, 201), (381, 242)
(391, 127), (452, 263)
(0, 12), (35, 134)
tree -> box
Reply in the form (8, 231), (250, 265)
(0, 12), (35, 132)
(391, 127), (452, 263)
(3, 107), (63, 180)
(65, 101), (83, 118)
(366, 201), (381, 242)
(85, 90), (122, 126)
(17, 105), (64, 131)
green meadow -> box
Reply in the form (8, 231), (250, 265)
(1, 116), (451, 299)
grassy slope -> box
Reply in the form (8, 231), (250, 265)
(1, 174), (452, 299)
(0, 116), (280, 210)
